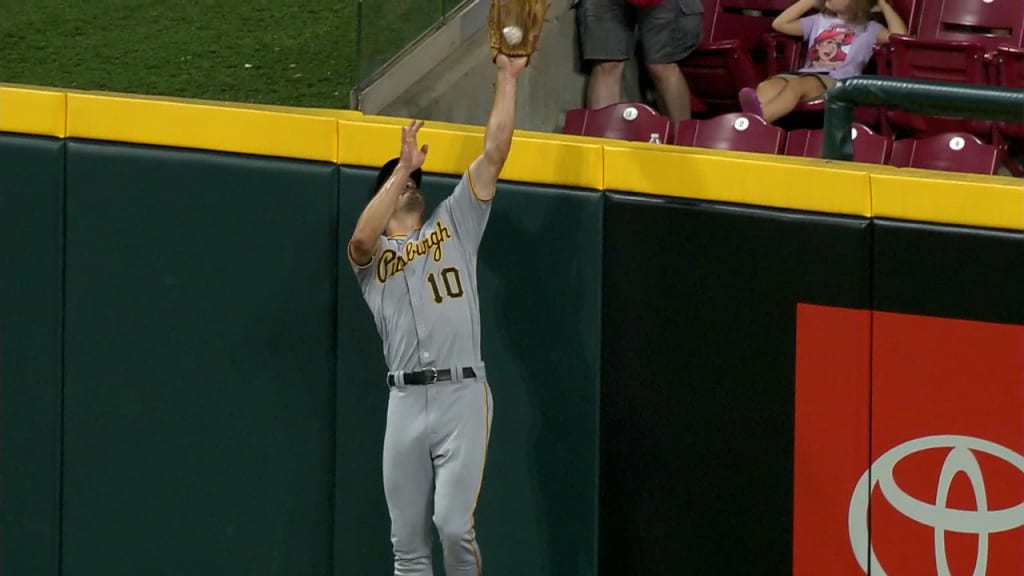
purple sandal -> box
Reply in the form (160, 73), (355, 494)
(739, 87), (763, 118)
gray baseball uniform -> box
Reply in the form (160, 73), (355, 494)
(350, 170), (494, 576)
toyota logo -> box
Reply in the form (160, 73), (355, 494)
(848, 435), (1024, 576)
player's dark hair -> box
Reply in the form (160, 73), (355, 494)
(370, 157), (423, 200)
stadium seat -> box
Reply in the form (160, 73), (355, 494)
(681, 0), (793, 116)
(889, 132), (1007, 175)
(991, 45), (1024, 175)
(784, 123), (893, 164)
(884, 0), (1023, 137)
(562, 102), (672, 143)
(673, 112), (786, 153)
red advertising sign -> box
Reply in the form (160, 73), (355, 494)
(794, 304), (1024, 576)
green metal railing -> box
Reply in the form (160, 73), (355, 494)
(822, 76), (1024, 161)
(354, 0), (468, 90)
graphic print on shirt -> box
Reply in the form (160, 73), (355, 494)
(376, 220), (454, 284)
(808, 25), (856, 69)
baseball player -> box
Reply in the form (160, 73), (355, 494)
(347, 53), (527, 576)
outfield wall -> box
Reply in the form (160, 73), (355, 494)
(2, 84), (1021, 576)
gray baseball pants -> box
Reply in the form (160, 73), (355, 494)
(383, 377), (493, 576)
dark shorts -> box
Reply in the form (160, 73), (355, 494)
(577, 0), (704, 65)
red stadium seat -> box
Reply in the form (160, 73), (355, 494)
(889, 132), (1007, 175)
(867, 0), (927, 76)
(884, 0), (1023, 137)
(673, 112), (786, 153)
(908, 0), (1022, 53)
(562, 102), (672, 143)
(783, 123), (893, 164)
(991, 45), (1024, 175)
(681, 0), (793, 115)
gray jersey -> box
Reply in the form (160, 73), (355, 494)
(351, 171), (491, 372)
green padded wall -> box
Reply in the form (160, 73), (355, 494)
(873, 219), (1024, 325)
(600, 193), (872, 575)
(61, 141), (339, 576)
(335, 166), (602, 575)
(0, 134), (64, 576)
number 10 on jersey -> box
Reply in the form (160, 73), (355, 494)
(426, 267), (464, 303)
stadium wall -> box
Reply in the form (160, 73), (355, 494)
(1, 84), (1021, 576)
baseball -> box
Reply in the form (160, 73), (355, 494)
(502, 25), (524, 46)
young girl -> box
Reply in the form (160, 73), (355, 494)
(738, 0), (907, 123)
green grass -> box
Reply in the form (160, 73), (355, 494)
(356, 0), (456, 83)
(0, 1), (451, 109)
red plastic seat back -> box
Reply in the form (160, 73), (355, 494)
(706, 0), (792, 45)
(887, 0), (1022, 85)
(994, 45), (1024, 87)
(784, 124), (892, 164)
(682, 0), (794, 114)
(783, 129), (815, 156)
(883, 0), (1015, 136)
(674, 113), (785, 154)
(890, 132), (1005, 175)
(562, 103), (671, 143)
(890, 0), (925, 35)
(915, 0), (1023, 50)
(992, 46), (1024, 142)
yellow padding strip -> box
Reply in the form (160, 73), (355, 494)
(66, 86), (364, 120)
(359, 114), (485, 132)
(338, 120), (603, 189)
(0, 86), (66, 137)
(338, 120), (478, 174)
(605, 145), (871, 217)
(66, 93), (337, 162)
(503, 134), (604, 189)
(871, 169), (1024, 231)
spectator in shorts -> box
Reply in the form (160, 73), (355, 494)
(737, 0), (907, 123)
(576, 0), (704, 124)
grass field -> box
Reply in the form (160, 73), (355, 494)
(0, 1), (448, 109)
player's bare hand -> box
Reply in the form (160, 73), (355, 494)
(399, 120), (429, 171)
(495, 54), (528, 78)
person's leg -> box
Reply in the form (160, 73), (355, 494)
(645, 63), (692, 124)
(760, 75), (829, 123)
(739, 75), (790, 117)
(756, 76), (790, 105)
(577, 0), (635, 108)
(588, 61), (628, 109)
(638, 0), (704, 124)
(383, 387), (435, 576)
(430, 380), (493, 576)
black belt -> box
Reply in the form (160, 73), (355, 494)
(387, 367), (477, 387)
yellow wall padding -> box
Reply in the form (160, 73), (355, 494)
(66, 93), (338, 162)
(604, 143), (873, 217)
(2, 85), (1021, 229)
(871, 169), (1024, 231)
(0, 86), (66, 137)
(503, 133), (604, 189)
(338, 120), (604, 190)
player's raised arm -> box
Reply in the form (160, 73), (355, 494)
(348, 120), (429, 266)
(468, 54), (527, 202)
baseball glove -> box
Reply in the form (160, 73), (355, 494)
(488, 0), (549, 63)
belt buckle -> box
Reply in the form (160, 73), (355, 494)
(423, 367), (438, 384)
